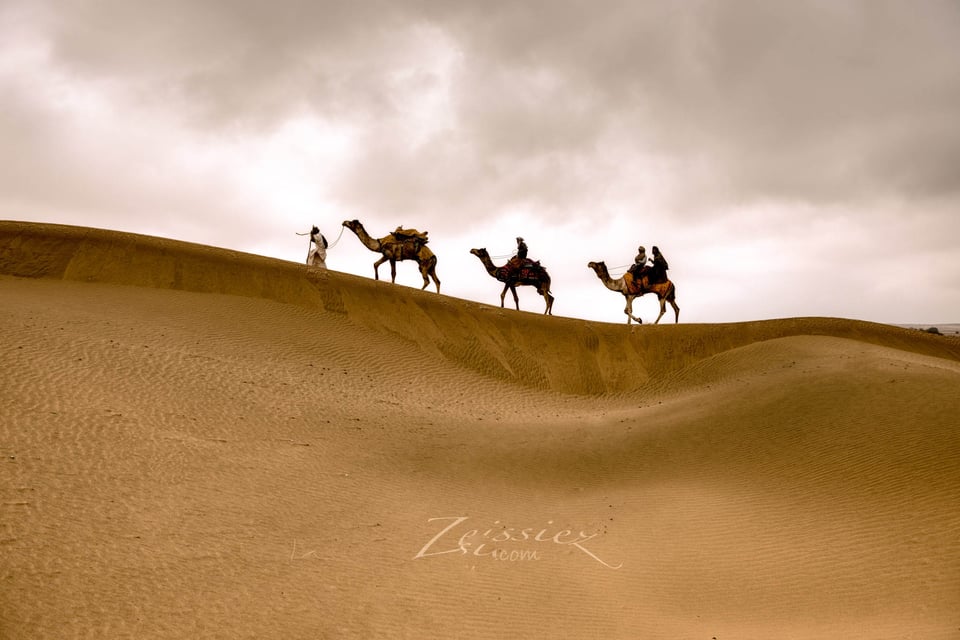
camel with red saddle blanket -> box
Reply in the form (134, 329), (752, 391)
(470, 248), (554, 315)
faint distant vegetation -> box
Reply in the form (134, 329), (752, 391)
(899, 323), (960, 336)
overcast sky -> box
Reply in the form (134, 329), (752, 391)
(3, 0), (958, 324)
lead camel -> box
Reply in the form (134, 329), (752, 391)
(342, 219), (440, 293)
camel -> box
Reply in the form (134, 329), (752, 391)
(586, 261), (679, 324)
(470, 248), (554, 315)
(342, 220), (440, 293)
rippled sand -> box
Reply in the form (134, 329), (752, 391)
(2, 221), (959, 639)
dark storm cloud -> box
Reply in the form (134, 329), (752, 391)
(11, 0), (960, 219)
(444, 0), (960, 207)
(333, 0), (960, 227)
(39, 0), (412, 126)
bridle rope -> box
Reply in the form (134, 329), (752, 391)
(296, 225), (346, 248)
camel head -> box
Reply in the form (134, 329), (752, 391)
(469, 248), (488, 258)
(588, 261), (615, 281)
(342, 219), (361, 230)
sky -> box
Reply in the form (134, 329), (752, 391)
(2, 0), (959, 325)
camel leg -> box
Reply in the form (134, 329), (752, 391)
(499, 284), (509, 308)
(373, 256), (389, 281)
(509, 286), (520, 311)
(390, 259), (398, 283)
(654, 295), (669, 324)
(625, 296), (642, 324)
(430, 267), (441, 294)
(419, 263), (430, 290)
(539, 284), (554, 315)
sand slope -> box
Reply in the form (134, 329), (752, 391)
(2, 221), (959, 639)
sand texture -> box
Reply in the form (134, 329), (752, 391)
(2, 221), (959, 639)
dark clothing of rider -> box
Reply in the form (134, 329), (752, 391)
(516, 237), (528, 261)
(650, 245), (669, 283)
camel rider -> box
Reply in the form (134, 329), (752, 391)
(508, 236), (529, 273)
(307, 225), (328, 268)
(650, 245), (669, 283)
(516, 237), (528, 260)
(629, 245), (650, 282)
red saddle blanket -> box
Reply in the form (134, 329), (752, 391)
(506, 257), (541, 279)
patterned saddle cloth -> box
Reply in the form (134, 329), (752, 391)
(506, 257), (542, 279)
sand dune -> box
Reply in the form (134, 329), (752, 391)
(2, 221), (959, 639)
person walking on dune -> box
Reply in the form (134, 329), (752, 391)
(307, 225), (328, 268)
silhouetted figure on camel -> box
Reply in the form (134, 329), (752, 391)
(470, 247), (554, 315)
(587, 253), (679, 324)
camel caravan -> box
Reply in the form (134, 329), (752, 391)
(316, 219), (678, 324)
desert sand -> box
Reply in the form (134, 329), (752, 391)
(2, 221), (959, 639)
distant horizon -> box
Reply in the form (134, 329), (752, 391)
(3, 218), (958, 332)
(896, 323), (960, 333)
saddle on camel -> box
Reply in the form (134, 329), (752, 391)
(388, 225), (429, 252)
(506, 237), (544, 281)
(625, 245), (669, 292)
(506, 255), (545, 281)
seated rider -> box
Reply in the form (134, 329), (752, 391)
(628, 245), (650, 282)
(649, 245), (669, 283)
(508, 236), (529, 272)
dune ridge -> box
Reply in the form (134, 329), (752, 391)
(2, 220), (959, 639)
(3, 221), (958, 396)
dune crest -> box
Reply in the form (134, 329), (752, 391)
(2, 221), (957, 395)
